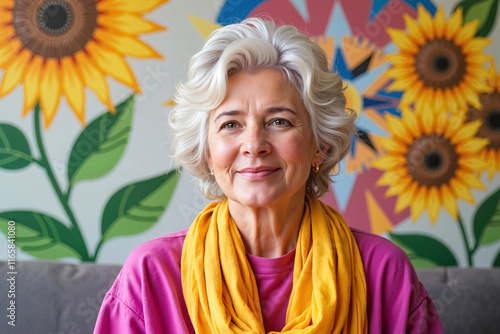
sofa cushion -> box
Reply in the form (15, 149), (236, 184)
(417, 267), (500, 334)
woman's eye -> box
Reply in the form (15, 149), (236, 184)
(271, 118), (291, 126)
(221, 121), (238, 130)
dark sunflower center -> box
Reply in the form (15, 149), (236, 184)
(424, 150), (443, 171)
(468, 92), (500, 149)
(432, 55), (451, 74)
(406, 134), (458, 187)
(38, 1), (73, 35)
(13, 0), (97, 59)
(486, 110), (500, 132)
(416, 39), (466, 89)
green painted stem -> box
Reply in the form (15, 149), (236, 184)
(92, 238), (105, 262)
(34, 105), (90, 261)
(457, 213), (473, 267)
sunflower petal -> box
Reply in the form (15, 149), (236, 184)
(386, 114), (413, 144)
(395, 181), (418, 213)
(403, 14), (426, 45)
(39, 60), (62, 128)
(463, 38), (491, 55)
(387, 28), (418, 54)
(427, 187), (441, 223)
(74, 52), (115, 112)
(456, 138), (489, 155)
(97, 0), (168, 13)
(446, 7), (463, 40)
(420, 105), (435, 134)
(386, 53), (416, 66)
(449, 177), (475, 203)
(87, 42), (141, 92)
(434, 7), (446, 38)
(0, 49), (30, 98)
(411, 185), (427, 222)
(0, 38), (20, 68)
(458, 156), (487, 170)
(372, 155), (406, 171)
(402, 106), (421, 138)
(387, 74), (418, 91)
(95, 30), (163, 58)
(386, 174), (413, 197)
(417, 4), (435, 39)
(98, 12), (165, 35)
(440, 184), (457, 219)
(378, 137), (407, 154)
(22, 56), (44, 116)
(434, 89), (444, 111)
(450, 120), (481, 144)
(454, 169), (485, 190)
(454, 20), (479, 46)
(61, 58), (85, 125)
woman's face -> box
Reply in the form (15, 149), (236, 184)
(207, 68), (323, 209)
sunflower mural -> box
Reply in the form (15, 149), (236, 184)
(374, 1), (500, 268)
(0, 0), (180, 262)
(467, 64), (500, 180)
(0, 0), (168, 127)
(373, 106), (488, 222)
(385, 5), (492, 112)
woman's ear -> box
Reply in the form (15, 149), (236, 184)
(312, 146), (328, 166)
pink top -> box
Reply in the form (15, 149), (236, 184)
(94, 227), (443, 333)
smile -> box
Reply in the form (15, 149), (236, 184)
(237, 167), (279, 180)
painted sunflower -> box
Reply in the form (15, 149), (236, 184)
(467, 64), (500, 180)
(0, 0), (166, 127)
(385, 5), (491, 113)
(372, 106), (488, 223)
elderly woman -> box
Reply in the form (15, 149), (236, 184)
(94, 18), (443, 333)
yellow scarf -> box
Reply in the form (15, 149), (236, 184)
(181, 195), (367, 333)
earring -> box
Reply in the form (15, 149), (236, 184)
(313, 163), (320, 174)
(210, 168), (214, 176)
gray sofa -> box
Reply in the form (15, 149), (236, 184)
(1, 261), (499, 333)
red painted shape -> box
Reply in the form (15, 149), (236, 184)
(321, 168), (410, 232)
(249, 0), (336, 36)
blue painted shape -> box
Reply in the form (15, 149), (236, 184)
(356, 113), (388, 136)
(217, 0), (268, 25)
(325, 2), (352, 50)
(370, 0), (391, 21)
(333, 49), (353, 80)
(331, 159), (358, 211)
(364, 97), (390, 107)
(290, 0), (309, 22)
(403, 0), (437, 14)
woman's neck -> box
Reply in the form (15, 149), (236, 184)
(227, 197), (306, 258)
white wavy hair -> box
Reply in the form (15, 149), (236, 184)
(168, 18), (355, 200)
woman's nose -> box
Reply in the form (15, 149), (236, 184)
(240, 125), (271, 157)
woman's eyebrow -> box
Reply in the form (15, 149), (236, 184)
(213, 107), (297, 123)
(213, 110), (241, 123)
(268, 107), (297, 115)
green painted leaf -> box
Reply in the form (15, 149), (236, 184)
(0, 124), (34, 169)
(0, 211), (86, 260)
(473, 188), (500, 246)
(101, 170), (180, 242)
(453, 0), (499, 37)
(67, 95), (134, 186)
(390, 233), (458, 268)
(493, 249), (500, 267)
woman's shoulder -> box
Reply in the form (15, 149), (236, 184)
(350, 227), (410, 265)
(124, 227), (190, 268)
(109, 228), (190, 299)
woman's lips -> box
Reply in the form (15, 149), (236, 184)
(237, 167), (279, 179)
